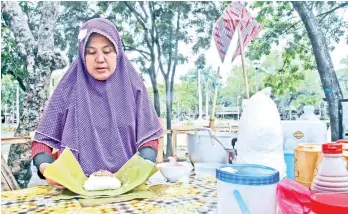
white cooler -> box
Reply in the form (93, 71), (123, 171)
(216, 164), (279, 214)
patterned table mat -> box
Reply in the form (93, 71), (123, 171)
(1, 176), (218, 214)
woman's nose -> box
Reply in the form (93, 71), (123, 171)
(96, 52), (105, 63)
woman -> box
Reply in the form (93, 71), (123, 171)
(31, 18), (163, 189)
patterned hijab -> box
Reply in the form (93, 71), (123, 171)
(34, 18), (163, 175)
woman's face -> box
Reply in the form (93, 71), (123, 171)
(85, 33), (117, 81)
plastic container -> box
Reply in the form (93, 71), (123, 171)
(284, 150), (294, 179)
(312, 143), (348, 193)
(310, 193), (348, 214)
(194, 163), (221, 177)
(237, 88), (286, 179)
(300, 105), (320, 121)
(294, 143), (322, 187)
(317, 143), (348, 177)
(282, 121), (327, 152)
(216, 164), (279, 214)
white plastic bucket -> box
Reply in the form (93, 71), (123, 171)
(216, 164), (279, 214)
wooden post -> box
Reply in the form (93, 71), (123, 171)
(237, 26), (250, 99)
(172, 129), (177, 158)
(210, 67), (220, 130)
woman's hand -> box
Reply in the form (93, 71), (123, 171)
(39, 163), (66, 190)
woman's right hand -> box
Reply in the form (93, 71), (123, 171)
(39, 163), (66, 190)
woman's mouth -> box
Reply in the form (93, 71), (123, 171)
(96, 67), (107, 73)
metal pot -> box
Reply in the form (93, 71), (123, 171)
(187, 128), (237, 164)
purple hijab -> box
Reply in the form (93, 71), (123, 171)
(34, 18), (163, 175)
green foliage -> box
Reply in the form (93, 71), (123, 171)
(55, 2), (99, 63)
(248, 1), (348, 98)
(1, 75), (24, 113)
(1, 24), (27, 90)
(174, 82), (198, 113)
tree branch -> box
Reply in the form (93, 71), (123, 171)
(318, 2), (348, 23)
(139, 2), (149, 21)
(123, 2), (146, 27)
(167, 25), (174, 75)
(149, 2), (156, 49)
(5, 70), (27, 91)
(123, 46), (151, 56)
(123, 46), (150, 61)
(123, 2), (153, 52)
(1, 1), (36, 58)
(282, 20), (302, 35)
(271, 2), (348, 41)
(37, 2), (65, 70)
(170, 11), (181, 108)
(154, 19), (167, 78)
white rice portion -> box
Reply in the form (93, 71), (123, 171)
(83, 174), (122, 191)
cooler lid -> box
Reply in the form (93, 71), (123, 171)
(216, 164), (279, 186)
(311, 193), (348, 214)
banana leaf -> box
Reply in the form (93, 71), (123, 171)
(44, 148), (157, 197)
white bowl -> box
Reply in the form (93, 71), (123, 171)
(157, 162), (193, 182)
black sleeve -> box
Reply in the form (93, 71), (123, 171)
(33, 152), (54, 179)
(139, 147), (157, 163)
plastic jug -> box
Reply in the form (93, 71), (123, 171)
(312, 143), (348, 193)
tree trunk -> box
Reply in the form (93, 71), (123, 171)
(198, 69), (203, 120)
(292, 2), (343, 141)
(2, 1), (64, 188)
(148, 63), (161, 116)
(205, 87), (209, 119)
(165, 78), (173, 157)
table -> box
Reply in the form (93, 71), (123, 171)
(1, 176), (218, 213)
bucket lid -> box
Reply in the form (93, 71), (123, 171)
(216, 164), (279, 186)
(322, 143), (342, 154)
(311, 193), (348, 214)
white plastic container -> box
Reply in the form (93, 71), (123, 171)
(313, 143), (348, 193)
(216, 164), (279, 214)
(282, 121), (327, 151)
(300, 105), (320, 121)
(317, 144), (348, 177)
(194, 163), (221, 177)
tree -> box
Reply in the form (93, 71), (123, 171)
(181, 63), (217, 118)
(113, 1), (223, 157)
(292, 1), (344, 141)
(174, 81), (197, 116)
(248, 1), (347, 140)
(55, 1), (99, 63)
(98, 1), (162, 116)
(1, 23), (27, 91)
(2, 1), (66, 188)
(195, 55), (205, 120)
